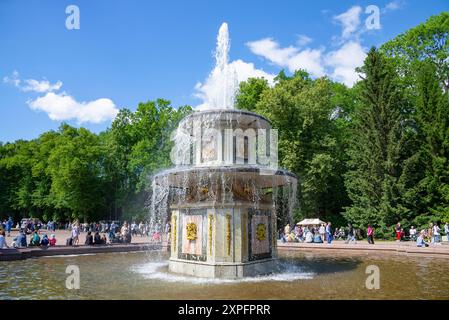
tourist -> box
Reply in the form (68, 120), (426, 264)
(110, 221), (117, 234)
(326, 222), (333, 244)
(305, 229), (314, 243)
(395, 223), (402, 242)
(121, 221), (129, 237)
(6, 217), (13, 237)
(367, 225), (374, 244)
(409, 226), (417, 241)
(139, 221), (145, 237)
(284, 224), (291, 237)
(295, 225), (304, 242)
(333, 228), (340, 240)
(101, 234), (107, 244)
(30, 231), (40, 246)
(313, 230), (323, 243)
(94, 231), (102, 244)
(40, 234), (49, 246)
(319, 224), (326, 242)
(400, 228), (405, 241)
(433, 223), (441, 245)
(345, 224), (357, 244)
(72, 222), (80, 245)
(444, 223), (449, 242)
(85, 231), (94, 245)
(13, 230), (27, 248)
(428, 223), (434, 243)
(108, 228), (116, 243)
(49, 234), (57, 246)
(417, 230), (429, 247)
(0, 231), (9, 249)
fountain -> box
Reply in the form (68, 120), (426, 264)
(151, 23), (297, 279)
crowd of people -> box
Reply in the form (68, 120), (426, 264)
(279, 221), (449, 247)
(280, 222), (358, 244)
(0, 218), (171, 249)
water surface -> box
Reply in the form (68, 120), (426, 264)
(1, 250), (448, 299)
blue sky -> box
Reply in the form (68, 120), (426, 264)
(0, 0), (447, 142)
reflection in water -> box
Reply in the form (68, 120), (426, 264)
(1, 250), (448, 300)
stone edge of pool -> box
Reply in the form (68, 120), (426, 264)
(278, 242), (449, 258)
(2, 241), (449, 261)
(0, 243), (169, 261)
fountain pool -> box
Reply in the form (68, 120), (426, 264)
(2, 250), (449, 299)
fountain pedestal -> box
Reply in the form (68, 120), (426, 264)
(168, 202), (277, 278)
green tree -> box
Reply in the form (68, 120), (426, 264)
(236, 77), (269, 112)
(413, 61), (449, 223)
(343, 48), (410, 236)
(237, 71), (350, 224)
(381, 12), (449, 92)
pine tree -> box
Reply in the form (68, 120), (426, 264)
(344, 48), (408, 236)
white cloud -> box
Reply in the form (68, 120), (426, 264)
(28, 92), (119, 124)
(383, 0), (405, 13)
(4, 70), (119, 123)
(247, 38), (298, 68)
(296, 34), (313, 47)
(246, 38), (326, 77)
(326, 41), (366, 86)
(3, 70), (21, 87)
(247, 36), (366, 87)
(333, 6), (362, 39)
(22, 79), (62, 93)
(3, 70), (63, 93)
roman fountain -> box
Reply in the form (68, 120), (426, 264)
(150, 23), (297, 279)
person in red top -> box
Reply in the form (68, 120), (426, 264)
(395, 223), (402, 241)
(49, 234), (57, 246)
(367, 225), (374, 244)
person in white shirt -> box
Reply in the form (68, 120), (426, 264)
(409, 226), (417, 241)
(319, 224), (326, 242)
(305, 230), (313, 243)
(433, 224), (441, 244)
(444, 223), (449, 242)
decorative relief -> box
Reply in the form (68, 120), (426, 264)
(256, 223), (266, 241)
(186, 222), (197, 241)
(226, 213), (231, 255)
(208, 214), (214, 255)
(172, 215), (177, 251)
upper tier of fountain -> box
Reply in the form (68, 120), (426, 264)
(170, 109), (278, 169)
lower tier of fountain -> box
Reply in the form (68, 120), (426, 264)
(168, 202), (278, 279)
(154, 166), (297, 279)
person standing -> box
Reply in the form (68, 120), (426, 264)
(0, 231), (9, 249)
(433, 223), (441, 245)
(71, 222), (80, 245)
(428, 223), (434, 244)
(367, 225), (374, 244)
(6, 217), (13, 237)
(395, 223), (402, 242)
(326, 222), (333, 244)
(319, 224), (326, 243)
(409, 226), (417, 241)
(345, 224), (357, 244)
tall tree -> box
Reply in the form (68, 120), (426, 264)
(343, 48), (409, 236)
